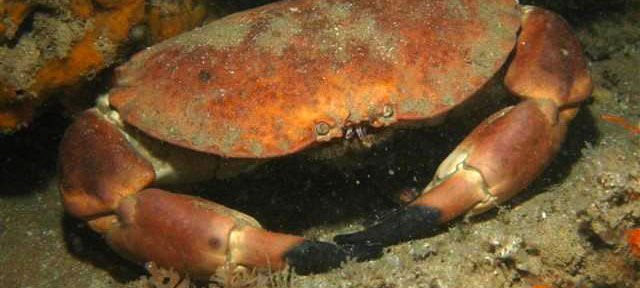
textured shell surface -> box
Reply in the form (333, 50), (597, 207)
(109, 0), (521, 158)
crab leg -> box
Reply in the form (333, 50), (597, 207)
(335, 6), (592, 246)
(59, 110), (379, 279)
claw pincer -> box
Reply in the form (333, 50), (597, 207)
(60, 110), (376, 277)
(337, 6), (591, 248)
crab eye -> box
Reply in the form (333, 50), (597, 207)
(315, 121), (331, 136)
(383, 104), (394, 118)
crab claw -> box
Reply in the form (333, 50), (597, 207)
(338, 6), (593, 250)
(103, 189), (383, 278)
(335, 100), (566, 248)
(59, 110), (383, 278)
(285, 239), (382, 274)
(334, 206), (442, 247)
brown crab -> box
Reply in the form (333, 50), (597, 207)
(58, 0), (592, 279)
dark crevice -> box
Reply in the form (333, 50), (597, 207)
(5, 6), (55, 48)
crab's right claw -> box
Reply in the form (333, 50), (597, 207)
(58, 110), (379, 278)
(285, 239), (382, 274)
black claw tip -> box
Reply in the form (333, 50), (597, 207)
(283, 239), (383, 275)
(340, 240), (384, 261)
(334, 205), (442, 247)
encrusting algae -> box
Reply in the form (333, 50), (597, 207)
(0, 0), (218, 133)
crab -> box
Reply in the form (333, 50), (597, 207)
(58, 0), (592, 279)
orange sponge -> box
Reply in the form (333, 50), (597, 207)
(626, 227), (640, 257)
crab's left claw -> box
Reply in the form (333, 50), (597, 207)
(335, 206), (441, 246)
(337, 6), (592, 248)
(336, 99), (573, 248)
